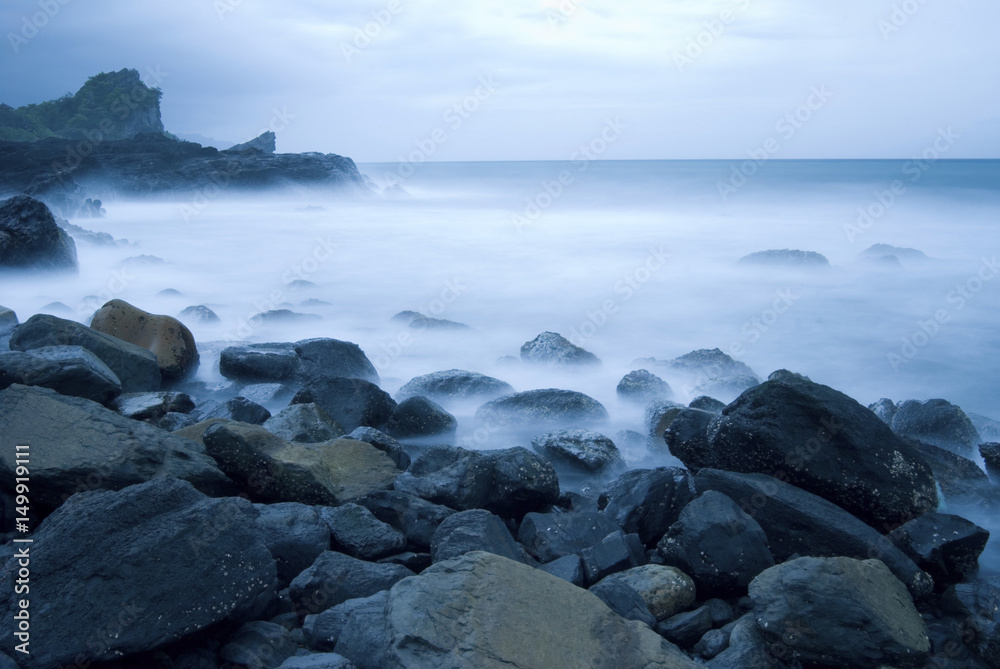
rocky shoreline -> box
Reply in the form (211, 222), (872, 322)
(1, 197), (999, 668)
(0, 272), (999, 668)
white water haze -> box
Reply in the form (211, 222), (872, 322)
(3, 160), (999, 460)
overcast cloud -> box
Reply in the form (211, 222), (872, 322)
(2, 0), (998, 160)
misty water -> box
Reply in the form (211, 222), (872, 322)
(5, 158), (1000, 565)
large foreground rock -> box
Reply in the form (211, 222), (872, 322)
(0, 194), (77, 271)
(475, 388), (608, 430)
(695, 468), (933, 597)
(89, 299), (200, 379)
(10, 313), (161, 392)
(600, 467), (695, 547)
(0, 345), (121, 403)
(682, 370), (937, 529)
(333, 551), (699, 669)
(0, 478), (277, 667)
(0, 384), (233, 509)
(203, 422), (399, 505)
(749, 556), (929, 668)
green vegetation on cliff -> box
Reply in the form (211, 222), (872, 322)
(0, 68), (165, 142)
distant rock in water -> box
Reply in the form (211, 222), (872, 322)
(410, 315), (471, 331)
(0, 195), (78, 272)
(396, 369), (514, 407)
(521, 331), (600, 366)
(179, 305), (220, 323)
(60, 220), (125, 247)
(225, 131), (276, 154)
(889, 398), (981, 457)
(861, 244), (928, 264)
(251, 309), (322, 324)
(738, 249), (830, 267)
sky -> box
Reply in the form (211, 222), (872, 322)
(1, 0), (998, 161)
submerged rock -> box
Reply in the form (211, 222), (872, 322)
(264, 402), (343, 443)
(292, 377), (396, 433)
(179, 304), (220, 323)
(395, 369), (514, 407)
(520, 331), (600, 366)
(385, 395), (457, 438)
(475, 388), (608, 430)
(738, 249), (830, 267)
(888, 512), (990, 586)
(617, 369), (672, 404)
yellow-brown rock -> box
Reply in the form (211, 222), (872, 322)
(90, 299), (199, 380)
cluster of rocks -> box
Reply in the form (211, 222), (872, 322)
(0, 296), (999, 669)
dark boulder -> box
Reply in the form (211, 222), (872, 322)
(695, 468), (934, 598)
(517, 511), (622, 563)
(475, 388), (608, 430)
(320, 503), (407, 561)
(644, 399), (687, 449)
(254, 502), (331, 587)
(617, 369), (672, 404)
(354, 490), (454, 551)
(292, 377), (396, 433)
(906, 437), (998, 510)
(0, 345), (121, 403)
(264, 403), (343, 443)
(0, 478), (277, 667)
(293, 338), (379, 384)
(664, 407), (716, 469)
(749, 556), (929, 668)
(302, 592), (387, 653)
(579, 530), (646, 585)
(10, 313), (161, 392)
(599, 467), (695, 547)
(385, 395), (457, 439)
(394, 445), (559, 519)
(0, 194), (77, 271)
(288, 551), (413, 616)
(530, 428), (624, 473)
(220, 342), (299, 383)
(395, 369), (513, 407)
(889, 513), (989, 585)
(658, 606), (714, 649)
(684, 370), (938, 529)
(657, 491), (774, 597)
(891, 398), (981, 456)
(539, 554), (586, 585)
(193, 396), (272, 424)
(430, 508), (529, 564)
(0, 384), (233, 510)
(520, 331), (600, 366)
